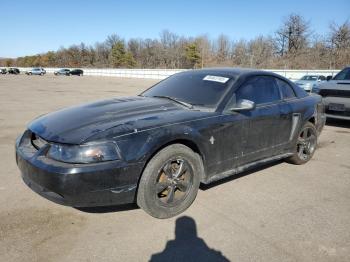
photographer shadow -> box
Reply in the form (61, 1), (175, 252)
(150, 216), (229, 262)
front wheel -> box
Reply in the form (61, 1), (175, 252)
(286, 122), (317, 165)
(137, 144), (201, 219)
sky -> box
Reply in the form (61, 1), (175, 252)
(1, 0), (349, 58)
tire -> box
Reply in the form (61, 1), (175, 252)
(286, 122), (317, 165)
(137, 144), (202, 219)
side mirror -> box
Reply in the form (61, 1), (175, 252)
(230, 99), (255, 112)
(326, 75), (332, 81)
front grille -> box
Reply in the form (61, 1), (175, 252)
(319, 89), (350, 98)
(31, 133), (48, 150)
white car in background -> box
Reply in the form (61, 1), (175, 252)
(25, 67), (46, 76)
(295, 75), (326, 92)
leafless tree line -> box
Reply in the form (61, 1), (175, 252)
(2, 14), (349, 69)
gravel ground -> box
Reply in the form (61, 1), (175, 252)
(0, 74), (349, 262)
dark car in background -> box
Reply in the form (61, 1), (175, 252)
(7, 68), (20, 74)
(54, 68), (70, 76)
(69, 69), (83, 76)
(315, 67), (350, 120)
(15, 68), (325, 218)
(0, 68), (7, 74)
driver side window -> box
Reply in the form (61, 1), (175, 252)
(236, 76), (281, 105)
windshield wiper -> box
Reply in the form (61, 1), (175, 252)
(152, 95), (193, 109)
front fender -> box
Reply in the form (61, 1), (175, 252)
(116, 124), (208, 164)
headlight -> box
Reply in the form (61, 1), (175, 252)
(47, 142), (119, 163)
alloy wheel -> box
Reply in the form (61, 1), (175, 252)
(155, 158), (193, 206)
(297, 126), (317, 161)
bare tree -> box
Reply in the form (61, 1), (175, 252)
(330, 20), (350, 49)
(105, 34), (123, 49)
(329, 21), (350, 68)
(231, 39), (249, 67)
(275, 14), (311, 56)
(128, 38), (143, 67)
(7, 19), (350, 70)
(94, 42), (110, 67)
(215, 34), (230, 64)
(248, 36), (275, 68)
(195, 35), (211, 68)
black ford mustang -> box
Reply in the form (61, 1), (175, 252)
(15, 68), (325, 218)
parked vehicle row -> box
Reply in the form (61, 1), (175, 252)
(54, 68), (84, 76)
(0, 67), (84, 76)
(0, 67), (20, 74)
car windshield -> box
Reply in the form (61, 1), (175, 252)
(142, 72), (235, 108)
(333, 68), (350, 80)
(300, 75), (318, 81)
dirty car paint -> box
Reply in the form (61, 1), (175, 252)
(16, 68), (325, 207)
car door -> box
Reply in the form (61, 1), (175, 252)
(275, 77), (299, 146)
(203, 108), (248, 176)
(232, 76), (283, 164)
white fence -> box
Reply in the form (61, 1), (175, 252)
(13, 67), (340, 81)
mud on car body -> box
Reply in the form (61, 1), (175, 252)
(16, 68), (325, 218)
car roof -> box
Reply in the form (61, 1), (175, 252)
(182, 67), (279, 78)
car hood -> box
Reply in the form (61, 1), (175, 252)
(295, 80), (315, 85)
(28, 96), (209, 144)
(319, 80), (350, 90)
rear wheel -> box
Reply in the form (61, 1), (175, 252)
(286, 122), (317, 165)
(137, 144), (201, 219)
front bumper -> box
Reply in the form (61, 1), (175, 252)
(15, 131), (144, 207)
(325, 113), (350, 121)
(323, 96), (350, 121)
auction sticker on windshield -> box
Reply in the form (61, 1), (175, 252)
(203, 75), (230, 83)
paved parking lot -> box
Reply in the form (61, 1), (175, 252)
(0, 74), (349, 262)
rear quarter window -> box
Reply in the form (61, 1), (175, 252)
(276, 78), (296, 99)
